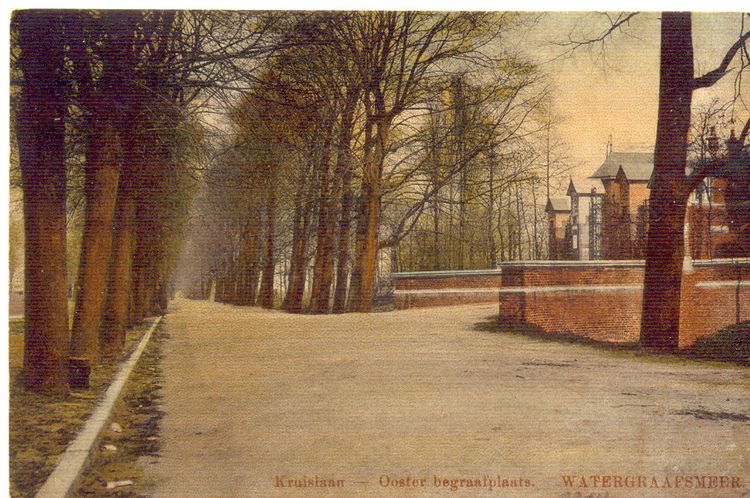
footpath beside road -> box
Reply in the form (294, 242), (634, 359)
(142, 298), (750, 498)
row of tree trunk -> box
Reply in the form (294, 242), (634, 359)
(209, 98), (360, 314)
(14, 11), (183, 393)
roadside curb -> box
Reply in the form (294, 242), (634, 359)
(34, 316), (163, 498)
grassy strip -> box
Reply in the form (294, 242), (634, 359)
(8, 318), (159, 498)
(70, 321), (168, 497)
(679, 322), (750, 366)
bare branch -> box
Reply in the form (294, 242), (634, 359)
(693, 27), (750, 89)
(553, 12), (640, 57)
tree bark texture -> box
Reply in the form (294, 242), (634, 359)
(259, 183), (277, 309)
(310, 126), (337, 314)
(240, 209), (263, 306)
(349, 118), (389, 312)
(330, 91), (359, 313)
(331, 165), (355, 313)
(283, 166), (314, 312)
(70, 120), (122, 360)
(15, 10), (71, 393)
(640, 12), (694, 351)
(100, 182), (136, 355)
(129, 224), (158, 324)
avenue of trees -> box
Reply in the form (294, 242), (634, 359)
(184, 12), (569, 313)
(9, 10), (750, 393)
(10, 10), (280, 393)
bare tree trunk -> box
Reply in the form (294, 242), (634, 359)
(129, 223), (156, 325)
(259, 183), (277, 309)
(283, 183), (307, 312)
(129, 262), (144, 325)
(70, 120), (121, 361)
(312, 93), (357, 313)
(332, 165), (354, 313)
(226, 257), (238, 304)
(531, 183), (540, 260)
(100, 180), (136, 355)
(640, 12), (694, 351)
(283, 170), (314, 312)
(487, 158), (497, 267)
(497, 186), (506, 262)
(448, 181), (455, 267)
(429, 160), (442, 270)
(310, 124), (336, 313)
(15, 10), (70, 394)
(350, 184), (380, 312)
(350, 118), (389, 312)
(70, 14), (137, 362)
(241, 209), (263, 306)
(515, 184), (524, 260)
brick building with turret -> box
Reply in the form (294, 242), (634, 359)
(548, 145), (741, 261)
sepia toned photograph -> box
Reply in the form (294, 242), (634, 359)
(7, 9), (750, 498)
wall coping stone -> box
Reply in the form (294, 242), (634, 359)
(394, 288), (501, 295)
(393, 258), (750, 281)
(392, 269), (503, 279)
(692, 257), (750, 268)
(695, 280), (750, 288)
(498, 284), (644, 294)
(498, 260), (646, 268)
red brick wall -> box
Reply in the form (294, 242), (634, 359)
(505, 288), (643, 344)
(396, 290), (501, 309)
(679, 263), (750, 347)
(394, 260), (749, 348)
(394, 271), (503, 309)
(497, 263), (645, 344)
(397, 273), (503, 291)
(498, 261), (748, 348)
(501, 264), (644, 287)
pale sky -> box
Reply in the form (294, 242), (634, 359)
(4, 9), (747, 184)
(518, 11), (749, 180)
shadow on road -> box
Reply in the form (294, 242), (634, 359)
(474, 315), (750, 367)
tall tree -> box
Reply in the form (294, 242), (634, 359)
(640, 12), (750, 350)
(99, 158), (137, 354)
(282, 157), (315, 312)
(70, 12), (140, 361)
(342, 12), (506, 311)
(13, 10), (71, 393)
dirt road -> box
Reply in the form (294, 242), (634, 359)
(142, 299), (750, 498)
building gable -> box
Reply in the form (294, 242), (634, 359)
(591, 152), (654, 182)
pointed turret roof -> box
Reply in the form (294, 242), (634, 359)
(546, 197), (571, 213)
(567, 177), (604, 196)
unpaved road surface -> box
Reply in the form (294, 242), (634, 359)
(143, 299), (750, 498)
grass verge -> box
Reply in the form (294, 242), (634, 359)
(8, 318), (160, 498)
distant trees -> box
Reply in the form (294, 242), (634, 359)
(393, 71), (561, 271)
(341, 13), (511, 311)
(187, 12), (557, 313)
